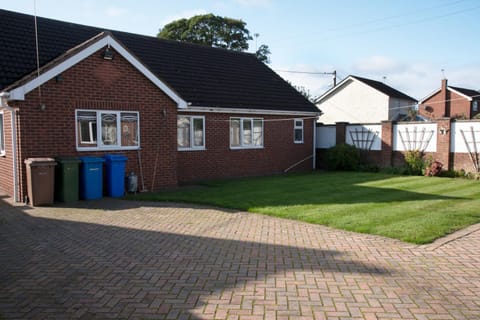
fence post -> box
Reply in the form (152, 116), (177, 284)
(381, 120), (393, 167)
(435, 117), (452, 170)
(335, 122), (348, 145)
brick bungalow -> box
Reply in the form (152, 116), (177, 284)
(419, 78), (480, 120)
(0, 9), (320, 203)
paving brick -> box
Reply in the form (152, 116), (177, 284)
(0, 197), (479, 319)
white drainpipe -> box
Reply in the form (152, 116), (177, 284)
(0, 92), (19, 203)
(312, 118), (317, 170)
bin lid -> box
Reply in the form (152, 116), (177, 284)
(104, 154), (128, 162)
(55, 156), (81, 164)
(79, 156), (106, 163)
(24, 158), (57, 166)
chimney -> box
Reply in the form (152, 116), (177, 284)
(442, 78), (450, 117)
(441, 78), (448, 92)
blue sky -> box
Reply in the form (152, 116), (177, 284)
(2, 0), (479, 99)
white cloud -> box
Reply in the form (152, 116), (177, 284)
(160, 9), (208, 26)
(104, 6), (128, 17)
(351, 55), (480, 100)
(353, 55), (404, 74)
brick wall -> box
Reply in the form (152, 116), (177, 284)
(10, 47), (178, 200)
(177, 114), (314, 183)
(316, 118), (480, 173)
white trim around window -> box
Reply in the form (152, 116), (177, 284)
(177, 115), (205, 151)
(0, 111), (5, 156)
(230, 117), (264, 149)
(75, 109), (140, 151)
(294, 119), (304, 144)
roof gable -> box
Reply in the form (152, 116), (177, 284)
(316, 75), (417, 104)
(0, 9), (319, 114)
(420, 85), (479, 103)
(6, 32), (187, 108)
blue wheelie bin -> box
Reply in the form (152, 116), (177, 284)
(79, 156), (105, 200)
(104, 154), (128, 197)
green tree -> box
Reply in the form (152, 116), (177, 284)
(158, 14), (271, 62)
(158, 14), (251, 51)
(255, 44), (271, 64)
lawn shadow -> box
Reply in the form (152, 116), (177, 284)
(0, 197), (392, 319)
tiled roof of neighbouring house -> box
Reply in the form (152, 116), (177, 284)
(448, 86), (480, 99)
(351, 75), (417, 102)
(0, 9), (319, 113)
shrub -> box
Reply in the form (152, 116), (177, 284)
(424, 161), (443, 176)
(404, 150), (425, 175)
(327, 144), (360, 171)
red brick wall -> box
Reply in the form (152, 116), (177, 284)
(419, 91), (446, 119)
(0, 110), (15, 198)
(451, 153), (476, 173)
(177, 113), (314, 183)
(449, 91), (472, 119)
(11, 47), (178, 200)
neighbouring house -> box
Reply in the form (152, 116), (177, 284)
(419, 79), (480, 120)
(0, 9), (320, 203)
(315, 75), (418, 124)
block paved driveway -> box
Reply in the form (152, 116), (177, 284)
(0, 196), (479, 319)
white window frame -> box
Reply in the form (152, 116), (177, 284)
(294, 119), (304, 144)
(75, 109), (140, 151)
(0, 111), (5, 156)
(230, 117), (264, 149)
(177, 115), (205, 151)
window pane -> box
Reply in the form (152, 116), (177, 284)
(295, 128), (303, 142)
(177, 116), (190, 148)
(295, 120), (303, 127)
(230, 118), (240, 147)
(77, 111), (97, 147)
(121, 112), (139, 147)
(253, 119), (263, 146)
(0, 113), (4, 152)
(243, 119), (252, 145)
(101, 113), (118, 145)
(193, 118), (204, 147)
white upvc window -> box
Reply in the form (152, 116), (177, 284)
(230, 117), (263, 149)
(76, 109), (140, 151)
(0, 111), (5, 155)
(294, 119), (304, 144)
(177, 115), (205, 150)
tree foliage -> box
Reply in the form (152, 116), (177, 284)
(255, 44), (271, 64)
(158, 13), (271, 63)
(158, 14), (252, 51)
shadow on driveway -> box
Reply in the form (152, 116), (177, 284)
(0, 196), (394, 319)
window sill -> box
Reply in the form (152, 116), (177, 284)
(230, 146), (264, 150)
(178, 147), (206, 151)
(0, 152), (5, 157)
(294, 141), (304, 144)
(77, 146), (140, 152)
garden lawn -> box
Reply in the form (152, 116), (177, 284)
(128, 172), (480, 244)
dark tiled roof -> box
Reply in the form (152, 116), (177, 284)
(448, 86), (479, 98)
(0, 9), (318, 113)
(351, 75), (417, 102)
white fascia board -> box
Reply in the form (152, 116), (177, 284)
(418, 89), (441, 104)
(179, 106), (320, 116)
(7, 35), (187, 108)
(315, 76), (353, 104)
(448, 87), (473, 101)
